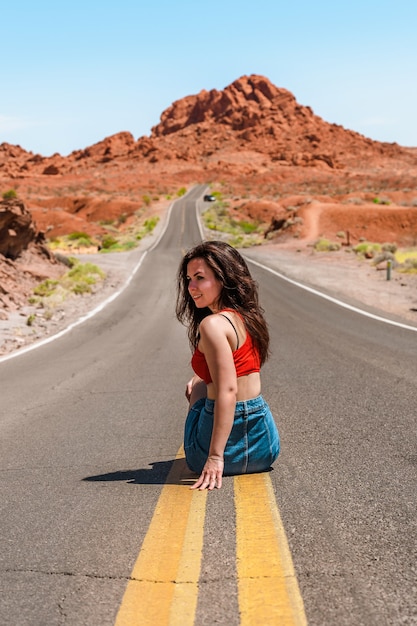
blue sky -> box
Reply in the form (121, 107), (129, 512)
(1, 0), (416, 156)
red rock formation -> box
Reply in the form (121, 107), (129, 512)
(0, 198), (40, 259)
(71, 131), (135, 163)
(149, 74), (413, 169)
(0, 199), (64, 314)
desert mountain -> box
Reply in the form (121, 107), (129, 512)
(1, 75), (415, 178)
(1, 73), (417, 245)
(149, 75), (413, 169)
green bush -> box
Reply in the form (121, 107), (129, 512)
(373, 197), (391, 205)
(71, 282), (94, 295)
(313, 238), (341, 252)
(67, 232), (93, 247)
(33, 278), (59, 297)
(26, 314), (36, 326)
(398, 258), (417, 274)
(101, 235), (119, 249)
(122, 241), (137, 250)
(353, 241), (381, 258)
(63, 262), (105, 294)
(177, 187), (187, 197)
(67, 262), (104, 280)
(2, 189), (17, 200)
(144, 216), (159, 233)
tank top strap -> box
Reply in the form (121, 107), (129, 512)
(218, 312), (240, 350)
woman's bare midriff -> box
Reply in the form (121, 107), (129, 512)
(206, 372), (261, 401)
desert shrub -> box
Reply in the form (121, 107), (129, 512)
(395, 248), (417, 273)
(314, 238), (341, 252)
(372, 251), (396, 266)
(395, 248), (417, 264)
(63, 262), (105, 294)
(68, 231), (89, 241)
(238, 220), (259, 234)
(143, 216), (159, 233)
(33, 278), (59, 297)
(373, 196), (391, 205)
(353, 241), (381, 258)
(2, 189), (17, 200)
(177, 187), (187, 197)
(100, 242), (125, 252)
(398, 258), (417, 274)
(67, 232), (93, 247)
(201, 202), (263, 246)
(336, 231), (346, 239)
(142, 194), (151, 206)
(381, 242), (397, 254)
(125, 241), (137, 250)
(101, 235), (119, 249)
(229, 235), (245, 248)
(66, 262), (104, 280)
(71, 282), (93, 295)
(26, 314), (36, 326)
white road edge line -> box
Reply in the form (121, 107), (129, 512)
(245, 256), (417, 333)
(0, 200), (176, 363)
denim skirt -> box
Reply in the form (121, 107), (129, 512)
(184, 394), (280, 476)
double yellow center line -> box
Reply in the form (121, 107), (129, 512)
(115, 449), (307, 625)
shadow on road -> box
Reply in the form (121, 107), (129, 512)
(83, 457), (197, 486)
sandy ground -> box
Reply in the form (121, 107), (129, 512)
(244, 243), (417, 325)
(1, 229), (416, 359)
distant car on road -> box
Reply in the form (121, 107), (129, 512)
(203, 194), (216, 202)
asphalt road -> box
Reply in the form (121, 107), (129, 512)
(0, 186), (416, 625)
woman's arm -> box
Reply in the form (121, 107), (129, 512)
(191, 315), (237, 490)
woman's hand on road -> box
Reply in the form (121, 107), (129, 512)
(191, 456), (224, 490)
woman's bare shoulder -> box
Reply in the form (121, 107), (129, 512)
(199, 313), (231, 338)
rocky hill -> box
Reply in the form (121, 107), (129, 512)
(2, 74), (415, 177)
(1, 74), (417, 317)
(149, 75), (413, 170)
(0, 199), (64, 315)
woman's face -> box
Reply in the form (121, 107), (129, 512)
(186, 257), (222, 311)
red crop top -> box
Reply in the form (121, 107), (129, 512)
(191, 312), (261, 384)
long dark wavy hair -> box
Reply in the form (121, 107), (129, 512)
(176, 240), (270, 365)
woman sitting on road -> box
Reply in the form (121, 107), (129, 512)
(176, 240), (280, 491)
